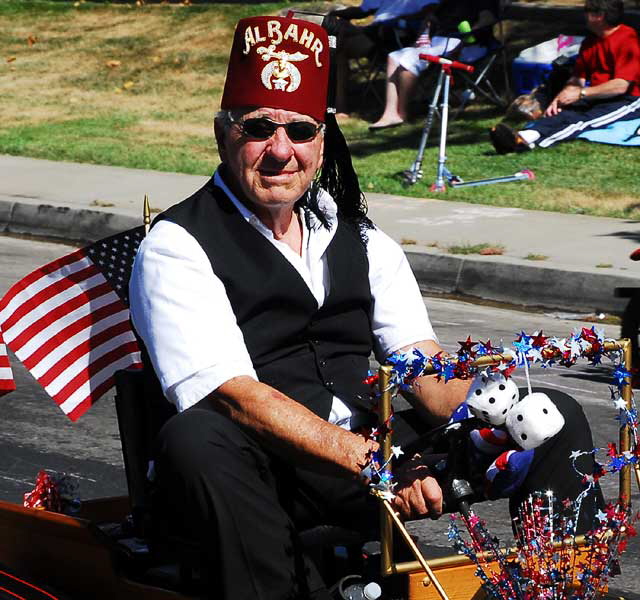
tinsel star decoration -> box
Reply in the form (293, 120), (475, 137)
(377, 326), (639, 599)
(448, 492), (639, 600)
(384, 327), (627, 389)
(23, 470), (79, 514)
(383, 327), (636, 441)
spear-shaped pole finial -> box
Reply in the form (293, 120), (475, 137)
(143, 194), (151, 235)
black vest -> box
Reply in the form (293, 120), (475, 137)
(154, 179), (375, 420)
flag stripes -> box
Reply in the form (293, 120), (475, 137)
(0, 331), (15, 395)
(0, 227), (144, 420)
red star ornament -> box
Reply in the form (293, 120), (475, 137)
(531, 331), (548, 348)
(457, 336), (477, 355)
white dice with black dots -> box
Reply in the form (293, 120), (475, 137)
(466, 372), (520, 426)
(505, 392), (565, 450)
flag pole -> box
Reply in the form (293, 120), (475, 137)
(143, 194), (151, 235)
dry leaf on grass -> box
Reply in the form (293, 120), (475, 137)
(105, 59), (121, 68)
(6, 56), (16, 63)
(479, 246), (505, 256)
(27, 35), (38, 47)
(122, 81), (135, 89)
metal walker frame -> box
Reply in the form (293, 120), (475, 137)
(375, 338), (637, 600)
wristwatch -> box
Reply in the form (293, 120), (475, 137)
(579, 87), (587, 99)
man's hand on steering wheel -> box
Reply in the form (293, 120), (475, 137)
(391, 455), (443, 520)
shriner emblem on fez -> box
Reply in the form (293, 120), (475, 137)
(257, 44), (308, 92)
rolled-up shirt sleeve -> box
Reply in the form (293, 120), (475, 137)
(367, 227), (437, 361)
(129, 220), (257, 411)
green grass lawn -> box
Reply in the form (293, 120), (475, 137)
(342, 109), (640, 217)
(1, 0), (639, 218)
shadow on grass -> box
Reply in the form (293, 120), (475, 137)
(347, 109), (503, 159)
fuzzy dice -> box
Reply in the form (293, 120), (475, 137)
(505, 391), (565, 450)
(466, 372), (520, 426)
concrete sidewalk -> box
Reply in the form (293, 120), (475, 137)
(1, 154), (639, 313)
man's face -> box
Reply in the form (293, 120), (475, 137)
(585, 10), (605, 34)
(216, 107), (324, 214)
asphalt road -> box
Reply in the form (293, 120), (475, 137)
(0, 233), (638, 597)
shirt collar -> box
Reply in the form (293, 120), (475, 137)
(213, 169), (254, 222)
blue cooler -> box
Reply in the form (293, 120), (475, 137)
(511, 36), (584, 96)
(512, 59), (554, 95)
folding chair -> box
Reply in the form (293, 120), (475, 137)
(448, 22), (513, 119)
(408, 0), (513, 120)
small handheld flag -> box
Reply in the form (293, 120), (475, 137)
(0, 227), (145, 420)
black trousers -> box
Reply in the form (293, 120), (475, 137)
(151, 388), (600, 600)
(527, 95), (640, 148)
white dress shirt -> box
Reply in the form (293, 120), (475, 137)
(129, 171), (436, 425)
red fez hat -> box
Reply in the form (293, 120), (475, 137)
(221, 16), (330, 123)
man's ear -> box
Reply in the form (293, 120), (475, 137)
(214, 118), (228, 164)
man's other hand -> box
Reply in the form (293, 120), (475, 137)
(544, 85), (581, 116)
(391, 456), (443, 520)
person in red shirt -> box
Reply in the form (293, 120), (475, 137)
(490, 0), (640, 153)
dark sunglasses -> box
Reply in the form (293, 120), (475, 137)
(230, 116), (324, 143)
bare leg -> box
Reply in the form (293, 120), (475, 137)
(396, 68), (417, 121)
(370, 58), (417, 129)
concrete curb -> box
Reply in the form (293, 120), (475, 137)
(406, 251), (637, 314)
(1, 198), (637, 315)
(0, 199), (138, 244)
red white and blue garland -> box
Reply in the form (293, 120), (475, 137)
(448, 492), (637, 600)
(364, 326), (639, 599)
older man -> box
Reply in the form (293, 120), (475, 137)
(490, 0), (640, 153)
(130, 14), (599, 600)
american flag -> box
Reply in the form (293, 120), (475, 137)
(0, 328), (16, 396)
(0, 227), (145, 421)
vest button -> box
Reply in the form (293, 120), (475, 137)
(319, 360), (327, 367)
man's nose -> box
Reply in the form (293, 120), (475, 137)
(265, 126), (294, 161)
